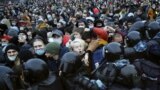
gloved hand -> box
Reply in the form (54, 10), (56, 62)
(87, 39), (100, 52)
(91, 79), (107, 90)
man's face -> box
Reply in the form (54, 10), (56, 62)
(127, 22), (132, 29)
(45, 52), (59, 60)
(1, 38), (9, 46)
(73, 32), (81, 39)
(18, 33), (27, 43)
(33, 40), (45, 50)
(7, 49), (18, 57)
(113, 35), (123, 43)
(71, 17), (76, 24)
(137, 9), (142, 15)
(78, 22), (85, 28)
(7, 49), (18, 61)
(52, 34), (63, 44)
(57, 23), (62, 28)
(27, 31), (32, 40)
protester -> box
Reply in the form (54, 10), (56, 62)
(0, 0), (160, 90)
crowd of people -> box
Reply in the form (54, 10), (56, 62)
(0, 0), (160, 90)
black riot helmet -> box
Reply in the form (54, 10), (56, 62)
(128, 21), (146, 39)
(126, 31), (141, 47)
(153, 32), (160, 44)
(60, 52), (82, 77)
(146, 21), (160, 39)
(128, 21), (145, 32)
(147, 43), (160, 65)
(0, 66), (16, 90)
(23, 58), (49, 85)
(124, 47), (137, 62)
(103, 42), (123, 62)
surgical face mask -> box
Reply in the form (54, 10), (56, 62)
(1, 43), (8, 47)
(20, 27), (24, 31)
(53, 37), (62, 44)
(48, 38), (54, 43)
(52, 14), (55, 18)
(79, 26), (85, 28)
(35, 49), (45, 55)
(47, 14), (53, 21)
(89, 25), (94, 29)
(8, 55), (17, 61)
(152, 4), (156, 9)
(12, 22), (16, 26)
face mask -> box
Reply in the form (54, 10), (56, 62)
(1, 43), (8, 47)
(8, 55), (17, 61)
(35, 49), (45, 55)
(12, 22), (16, 26)
(48, 38), (54, 43)
(79, 26), (85, 28)
(89, 25), (94, 29)
(20, 27), (24, 31)
(28, 36), (32, 40)
(53, 37), (62, 44)
(47, 14), (52, 21)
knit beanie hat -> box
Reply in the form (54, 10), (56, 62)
(5, 44), (20, 53)
(7, 28), (19, 37)
(45, 42), (60, 55)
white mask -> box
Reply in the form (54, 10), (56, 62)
(47, 14), (53, 21)
(53, 37), (62, 44)
(20, 27), (24, 31)
(8, 55), (17, 61)
(48, 38), (54, 43)
(1, 43), (8, 47)
(12, 23), (16, 26)
(79, 26), (85, 28)
(89, 25), (94, 29)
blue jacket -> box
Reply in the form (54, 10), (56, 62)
(92, 47), (104, 69)
(59, 45), (69, 59)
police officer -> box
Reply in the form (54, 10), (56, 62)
(59, 52), (106, 90)
(23, 58), (64, 90)
(133, 43), (160, 90)
(94, 42), (141, 90)
(0, 66), (18, 90)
